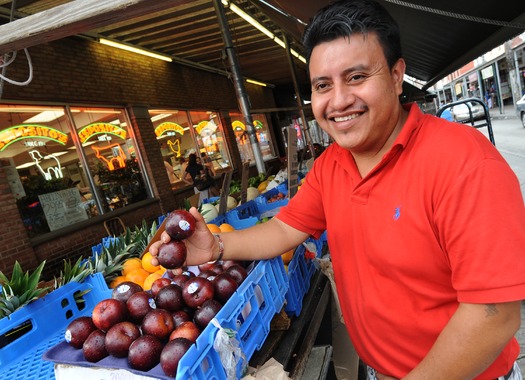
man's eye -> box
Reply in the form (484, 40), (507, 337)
(348, 74), (365, 82)
(313, 83), (331, 92)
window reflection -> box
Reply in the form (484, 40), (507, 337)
(229, 112), (275, 162)
(149, 109), (232, 189)
(0, 104), (150, 238)
(70, 107), (149, 213)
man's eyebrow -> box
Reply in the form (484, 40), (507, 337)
(311, 64), (371, 83)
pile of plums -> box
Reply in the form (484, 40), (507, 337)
(64, 210), (249, 377)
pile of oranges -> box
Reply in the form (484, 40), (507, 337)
(110, 252), (167, 290)
(110, 223), (236, 289)
(206, 222), (235, 233)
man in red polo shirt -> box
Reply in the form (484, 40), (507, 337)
(151, 0), (525, 378)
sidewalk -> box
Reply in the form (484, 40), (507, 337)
(488, 104), (518, 120)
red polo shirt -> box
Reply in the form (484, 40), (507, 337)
(277, 104), (525, 378)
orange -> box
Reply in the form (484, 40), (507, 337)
(122, 257), (142, 276)
(219, 223), (235, 232)
(207, 223), (221, 233)
(281, 248), (294, 265)
(109, 275), (127, 289)
(141, 252), (161, 273)
(143, 271), (163, 291)
(155, 267), (167, 277)
(125, 267), (150, 287)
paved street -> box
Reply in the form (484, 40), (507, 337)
(482, 106), (525, 377)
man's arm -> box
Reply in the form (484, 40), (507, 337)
(150, 207), (310, 267)
(399, 301), (521, 380)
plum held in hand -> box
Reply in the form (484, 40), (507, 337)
(165, 210), (196, 240)
(157, 240), (187, 269)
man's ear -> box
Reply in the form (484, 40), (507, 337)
(392, 58), (406, 95)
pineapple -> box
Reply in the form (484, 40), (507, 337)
(132, 219), (159, 254)
(88, 227), (140, 286)
(0, 261), (48, 318)
(53, 256), (93, 289)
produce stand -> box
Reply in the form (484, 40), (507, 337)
(0, 182), (332, 380)
(250, 269), (332, 380)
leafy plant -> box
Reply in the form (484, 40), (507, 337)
(0, 261), (49, 318)
(53, 257), (93, 289)
(132, 219), (159, 255)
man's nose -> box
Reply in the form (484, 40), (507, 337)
(330, 84), (355, 110)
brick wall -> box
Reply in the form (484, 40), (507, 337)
(2, 36), (275, 110)
(0, 36), (277, 279)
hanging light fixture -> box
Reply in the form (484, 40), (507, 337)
(99, 38), (173, 62)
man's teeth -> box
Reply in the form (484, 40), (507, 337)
(334, 114), (359, 122)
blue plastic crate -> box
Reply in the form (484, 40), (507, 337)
(42, 259), (288, 380)
(0, 273), (111, 380)
(255, 183), (289, 214)
(225, 200), (260, 230)
(177, 257), (288, 379)
(284, 243), (317, 317)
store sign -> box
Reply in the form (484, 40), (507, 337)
(232, 120), (245, 131)
(0, 124), (68, 151)
(481, 66), (494, 79)
(155, 122), (184, 137)
(92, 144), (127, 171)
(78, 123), (127, 143)
(29, 150), (63, 180)
(253, 120), (263, 129)
(167, 139), (181, 157)
(196, 120), (217, 136)
(38, 188), (88, 231)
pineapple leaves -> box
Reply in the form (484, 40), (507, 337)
(0, 261), (48, 318)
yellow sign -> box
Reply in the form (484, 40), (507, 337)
(195, 121), (209, 135)
(0, 124), (68, 151)
(78, 123), (127, 143)
(232, 120), (245, 131)
(155, 122), (184, 137)
(167, 139), (181, 157)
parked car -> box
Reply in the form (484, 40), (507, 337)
(517, 95), (525, 128)
(450, 101), (485, 122)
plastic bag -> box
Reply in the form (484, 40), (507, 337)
(211, 318), (247, 380)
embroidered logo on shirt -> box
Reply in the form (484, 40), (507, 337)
(393, 206), (401, 221)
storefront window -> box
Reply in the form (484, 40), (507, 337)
(0, 104), (150, 238)
(70, 106), (149, 213)
(189, 110), (231, 174)
(229, 112), (275, 163)
(150, 109), (232, 188)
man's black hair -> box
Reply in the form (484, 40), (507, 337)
(303, 0), (402, 69)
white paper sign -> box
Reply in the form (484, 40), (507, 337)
(39, 188), (88, 231)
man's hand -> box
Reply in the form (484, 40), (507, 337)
(149, 207), (217, 271)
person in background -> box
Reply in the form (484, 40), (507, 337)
(182, 153), (209, 203)
(438, 102), (454, 122)
(151, 1), (525, 379)
(164, 159), (177, 184)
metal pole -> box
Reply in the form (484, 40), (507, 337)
(494, 61), (504, 115)
(282, 33), (316, 158)
(212, 0), (265, 174)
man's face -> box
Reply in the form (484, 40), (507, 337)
(309, 33), (405, 154)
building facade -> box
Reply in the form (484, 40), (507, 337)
(433, 32), (525, 111)
(0, 36), (287, 278)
